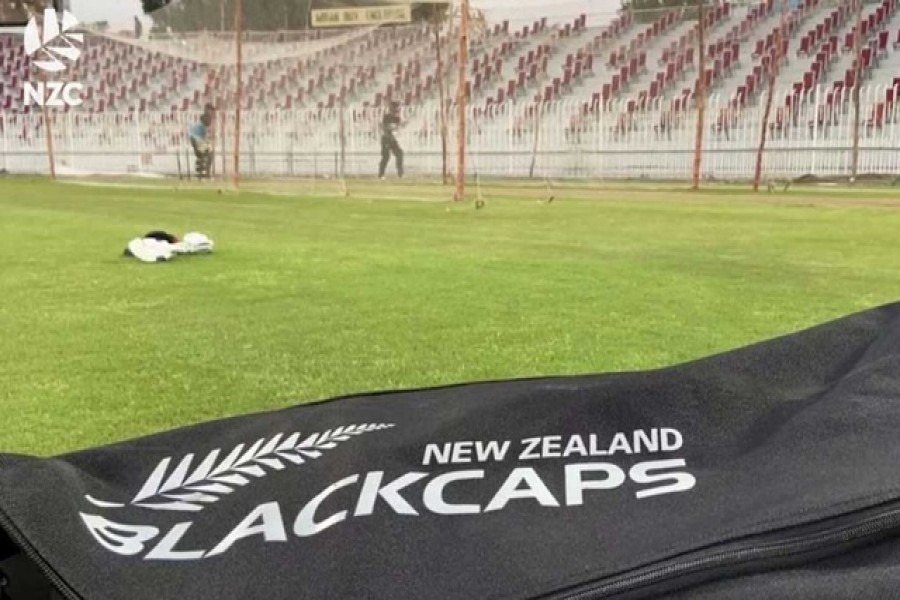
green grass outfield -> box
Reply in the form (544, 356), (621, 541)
(2, 177), (900, 456)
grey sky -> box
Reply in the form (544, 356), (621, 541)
(70, 0), (144, 28)
(70, 0), (620, 29)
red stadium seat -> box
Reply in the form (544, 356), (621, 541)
(877, 30), (889, 55)
(753, 39), (765, 59)
(844, 69), (856, 89)
(868, 102), (885, 128)
(811, 60), (822, 80)
(844, 32), (856, 52)
(862, 47), (872, 69)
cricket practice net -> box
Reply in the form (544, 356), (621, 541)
(2, 0), (898, 198)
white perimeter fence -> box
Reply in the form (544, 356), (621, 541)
(1, 85), (898, 180)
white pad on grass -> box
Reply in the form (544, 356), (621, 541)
(174, 232), (214, 255)
(126, 238), (175, 263)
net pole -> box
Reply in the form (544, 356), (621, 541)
(850, 0), (862, 181)
(752, 0), (786, 191)
(455, 0), (469, 202)
(41, 71), (56, 180)
(339, 66), (346, 180)
(443, 10), (455, 178)
(220, 106), (227, 182)
(528, 101), (542, 178)
(433, 9), (448, 185)
(233, 0), (244, 190)
(691, 0), (706, 190)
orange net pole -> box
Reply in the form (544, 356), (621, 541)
(455, 0), (469, 201)
(850, 0), (863, 180)
(753, 0), (787, 191)
(233, 0), (244, 189)
(692, 0), (706, 190)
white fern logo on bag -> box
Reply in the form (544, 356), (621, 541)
(86, 425), (392, 513)
(79, 424), (395, 558)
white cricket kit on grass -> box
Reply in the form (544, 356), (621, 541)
(174, 232), (215, 255)
(125, 232), (215, 263)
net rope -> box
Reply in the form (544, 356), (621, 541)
(91, 25), (384, 66)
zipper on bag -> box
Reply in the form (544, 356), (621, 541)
(552, 502), (900, 600)
(2, 496), (900, 600)
(0, 507), (81, 600)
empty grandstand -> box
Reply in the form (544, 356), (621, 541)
(0, 0), (898, 180)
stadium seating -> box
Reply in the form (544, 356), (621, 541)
(2, 0), (898, 148)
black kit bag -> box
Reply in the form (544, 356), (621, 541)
(2, 303), (900, 600)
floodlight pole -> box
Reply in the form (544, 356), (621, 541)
(692, 0), (706, 190)
(455, 0), (469, 201)
(234, 0), (244, 190)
